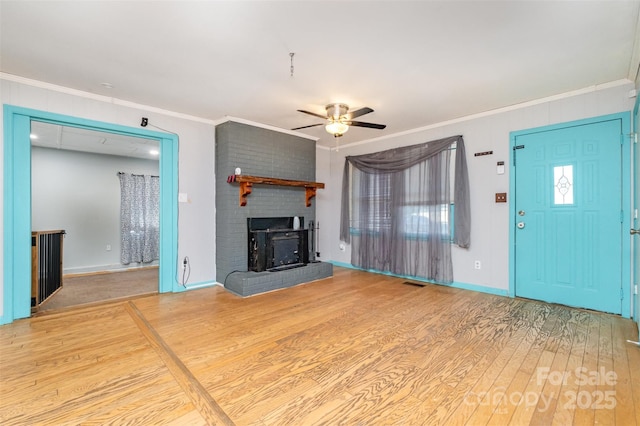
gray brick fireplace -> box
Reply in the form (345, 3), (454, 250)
(215, 121), (332, 296)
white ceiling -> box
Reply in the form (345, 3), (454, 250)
(30, 121), (159, 160)
(1, 1), (639, 150)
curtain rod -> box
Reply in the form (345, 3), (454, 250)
(117, 172), (159, 178)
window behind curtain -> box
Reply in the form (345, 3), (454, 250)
(351, 146), (456, 241)
(349, 146), (455, 281)
(341, 135), (470, 282)
(351, 171), (392, 236)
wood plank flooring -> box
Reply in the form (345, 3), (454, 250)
(1, 267), (638, 425)
(39, 267), (158, 311)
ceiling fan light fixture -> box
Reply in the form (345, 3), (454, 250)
(325, 121), (349, 136)
(292, 103), (385, 139)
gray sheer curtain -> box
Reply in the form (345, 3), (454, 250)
(119, 173), (160, 265)
(340, 135), (470, 283)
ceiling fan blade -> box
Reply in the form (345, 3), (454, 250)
(346, 107), (374, 120)
(297, 109), (328, 119)
(347, 120), (387, 130)
(291, 123), (324, 130)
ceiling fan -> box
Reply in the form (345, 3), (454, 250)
(292, 103), (386, 138)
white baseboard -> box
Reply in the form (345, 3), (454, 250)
(64, 261), (159, 277)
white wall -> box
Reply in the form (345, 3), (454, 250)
(32, 147), (159, 274)
(1, 77), (218, 311)
(316, 82), (636, 293)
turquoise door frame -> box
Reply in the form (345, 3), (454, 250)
(634, 97), (639, 336)
(509, 112), (632, 319)
(2, 105), (181, 325)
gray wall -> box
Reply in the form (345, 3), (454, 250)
(31, 147), (159, 274)
(215, 121), (317, 283)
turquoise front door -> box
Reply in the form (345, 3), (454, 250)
(513, 116), (625, 314)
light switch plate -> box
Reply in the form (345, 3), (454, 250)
(495, 192), (507, 203)
(178, 193), (188, 203)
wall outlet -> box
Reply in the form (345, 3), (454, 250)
(495, 192), (507, 203)
(106, 244), (111, 251)
(474, 260), (481, 270)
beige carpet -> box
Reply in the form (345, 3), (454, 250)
(39, 268), (158, 311)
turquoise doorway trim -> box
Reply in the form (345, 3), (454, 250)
(2, 105), (179, 325)
(509, 112), (631, 318)
(634, 97), (639, 337)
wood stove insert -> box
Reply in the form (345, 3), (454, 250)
(248, 217), (309, 272)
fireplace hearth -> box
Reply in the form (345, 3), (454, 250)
(248, 217), (309, 272)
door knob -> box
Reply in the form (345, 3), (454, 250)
(517, 222), (525, 229)
(632, 229), (640, 235)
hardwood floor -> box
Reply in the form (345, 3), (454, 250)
(1, 267), (638, 425)
(39, 267), (158, 311)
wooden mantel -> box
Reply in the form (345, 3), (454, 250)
(227, 175), (325, 207)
